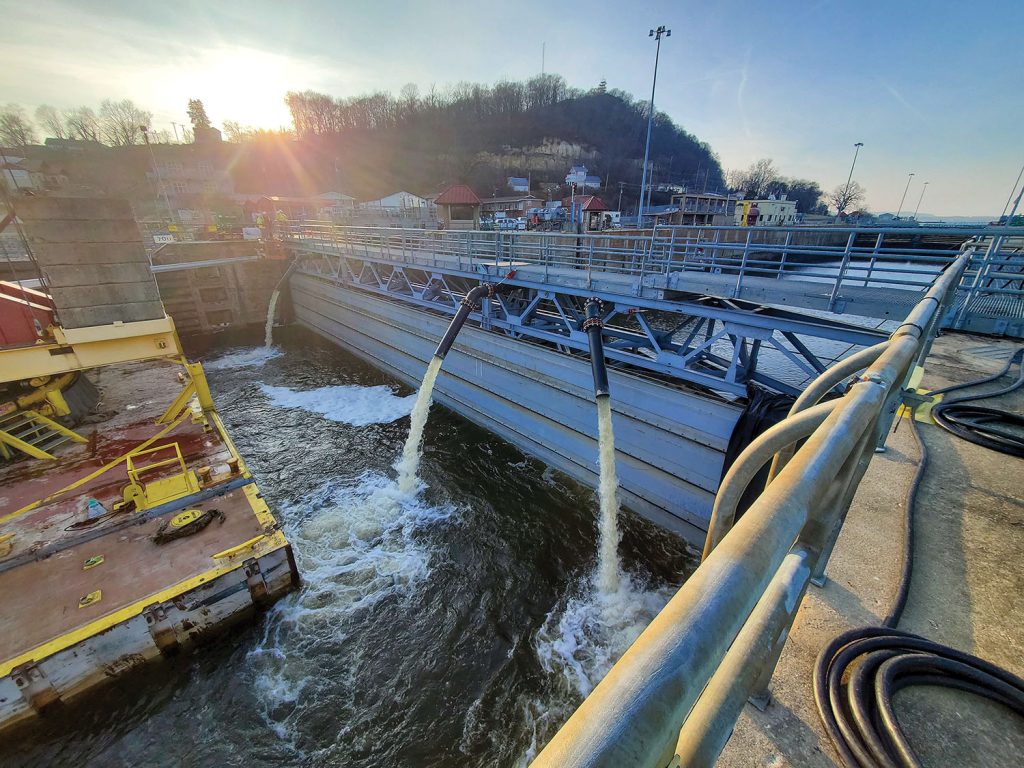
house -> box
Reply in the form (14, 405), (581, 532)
(434, 185), (481, 229)
(318, 191), (357, 218)
(507, 177), (530, 193)
(565, 165), (601, 192)
(562, 195), (611, 230)
(362, 191), (432, 213)
(669, 191), (739, 226)
(480, 193), (541, 219)
(735, 195), (798, 226)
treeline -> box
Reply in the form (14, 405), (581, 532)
(284, 74), (725, 200)
(0, 100), (159, 148)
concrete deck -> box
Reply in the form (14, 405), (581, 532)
(717, 332), (1024, 766)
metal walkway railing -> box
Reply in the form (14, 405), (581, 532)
(526, 250), (971, 767)
(281, 222), (1024, 336)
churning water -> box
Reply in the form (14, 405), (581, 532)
(1, 326), (696, 768)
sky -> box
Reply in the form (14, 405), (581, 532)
(1, 0), (1022, 216)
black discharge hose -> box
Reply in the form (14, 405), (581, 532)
(814, 348), (1024, 768)
(928, 348), (1024, 458)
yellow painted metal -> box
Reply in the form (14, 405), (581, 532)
(78, 590), (102, 608)
(0, 426), (55, 460)
(170, 509), (204, 528)
(156, 381), (196, 424)
(23, 410), (88, 444)
(0, 528), (290, 678)
(0, 317), (183, 384)
(44, 388), (71, 418)
(0, 372), (76, 419)
(125, 443), (200, 509)
(211, 534), (268, 561)
(184, 362), (215, 412)
(82, 555), (104, 570)
(2, 409), (190, 525)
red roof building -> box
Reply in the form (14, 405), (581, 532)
(562, 195), (609, 212)
(435, 185), (482, 229)
(434, 185), (481, 205)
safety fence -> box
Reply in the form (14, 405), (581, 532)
(525, 249), (971, 767)
(281, 222), (1023, 334)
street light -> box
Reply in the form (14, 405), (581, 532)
(912, 181), (929, 220)
(638, 24), (670, 227)
(835, 142), (863, 221)
(895, 172), (915, 219)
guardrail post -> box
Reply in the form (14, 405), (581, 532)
(863, 232), (884, 286)
(828, 232), (856, 311)
(777, 231), (793, 279)
(734, 230), (753, 297)
(587, 239), (595, 289)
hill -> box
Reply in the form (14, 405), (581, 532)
(277, 74), (724, 204)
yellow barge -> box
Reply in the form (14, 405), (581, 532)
(0, 197), (299, 732)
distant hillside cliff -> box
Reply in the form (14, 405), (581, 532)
(280, 75), (724, 202)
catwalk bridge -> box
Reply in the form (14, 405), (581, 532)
(279, 222), (1023, 536)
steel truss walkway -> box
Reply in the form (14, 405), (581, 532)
(283, 223), (1024, 397)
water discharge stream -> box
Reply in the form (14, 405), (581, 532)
(0, 328), (695, 768)
(595, 396), (621, 594)
(396, 355), (444, 493)
(264, 289), (281, 348)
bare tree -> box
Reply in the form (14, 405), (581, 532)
(99, 99), (152, 146)
(64, 107), (101, 141)
(35, 104), (67, 140)
(0, 104), (38, 148)
(727, 158), (779, 199)
(828, 180), (867, 216)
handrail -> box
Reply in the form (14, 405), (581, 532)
(282, 221), (1024, 312)
(528, 248), (972, 768)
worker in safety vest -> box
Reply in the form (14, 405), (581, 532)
(255, 212), (266, 238)
(275, 209), (288, 238)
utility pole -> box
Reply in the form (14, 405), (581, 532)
(912, 181), (929, 221)
(835, 141), (863, 221)
(542, 42), (545, 75)
(140, 126), (175, 225)
(895, 172), (915, 219)
(638, 24), (670, 227)
(170, 122), (181, 143)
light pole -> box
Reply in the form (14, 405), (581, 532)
(140, 126), (175, 225)
(835, 141), (863, 220)
(638, 24), (670, 227)
(895, 172), (915, 219)
(912, 181), (929, 220)
(618, 181), (625, 212)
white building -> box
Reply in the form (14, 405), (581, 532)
(361, 190), (432, 213)
(735, 195), (798, 226)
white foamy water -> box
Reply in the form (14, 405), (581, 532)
(519, 573), (675, 764)
(395, 356), (444, 494)
(247, 473), (455, 748)
(595, 397), (621, 594)
(260, 383), (417, 427)
(206, 346), (284, 370)
(264, 290), (282, 347)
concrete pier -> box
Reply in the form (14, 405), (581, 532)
(717, 332), (1024, 767)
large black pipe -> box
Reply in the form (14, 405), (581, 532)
(434, 283), (496, 359)
(583, 297), (610, 398)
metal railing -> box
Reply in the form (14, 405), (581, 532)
(527, 249), (971, 768)
(281, 221), (1024, 319)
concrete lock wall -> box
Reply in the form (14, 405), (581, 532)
(151, 242), (289, 335)
(290, 272), (742, 540)
(16, 197), (165, 329)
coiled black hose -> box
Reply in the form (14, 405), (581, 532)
(929, 348), (1024, 458)
(814, 348), (1024, 768)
